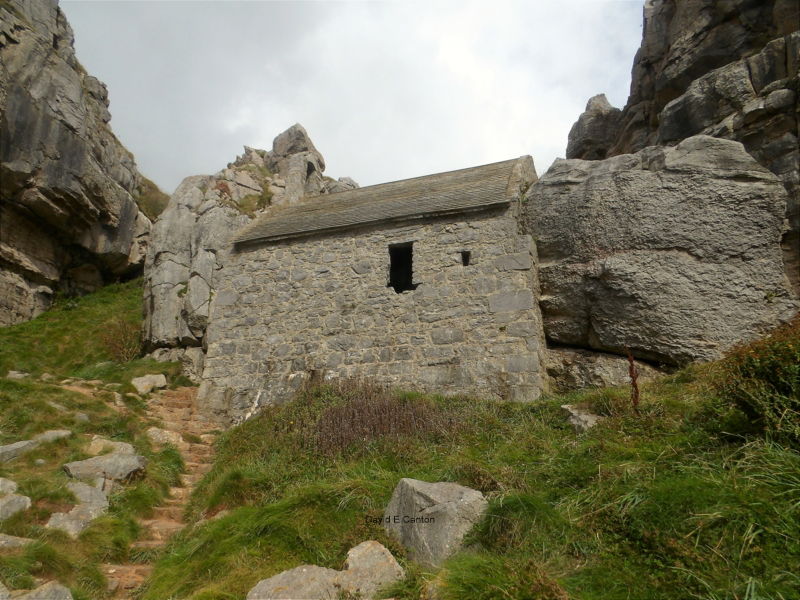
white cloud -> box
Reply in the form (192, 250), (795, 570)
(62, 0), (643, 192)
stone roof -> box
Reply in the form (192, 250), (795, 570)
(233, 156), (536, 245)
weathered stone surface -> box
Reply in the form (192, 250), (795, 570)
(148, 347), (205, 382)
(142, 125), (357, 354)
(566, 94), (623, 160)
(561, 404), (604, 433)
(0, 478), (17, 495)
(145, 426), (183, 446)
(47, 482), (108, 538)
(0, 493), (31, 520)
(246, 541), (403, 600)
(130, 374), (167, 395)
(200, 204), (547, 422)
(5, 370), (29, 380)
(384, 478), (488, 568)
(0, 0), (153, 327)
(547, 348), (662, 392)
(17, 581), (73, 600)
(86, 436), (135, 456)
(33, 430), (72, 443)
(567, 1), (800, 293)
(525, 135), (799, 365)
(0, 533), (33, 549)
(0, 440), (38, 463)
(0, 582), (7, 600)
(63, 453), (147, 481)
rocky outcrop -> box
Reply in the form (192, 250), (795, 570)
(246, 541), (404, 600)
(63, 452), (147, 481)
(566, 94), (622, 160)
(525, 135), (798, 366)
(384, 478), (488, 568)
(0, 0), (155, 327)
(566, 0), (800, 292)
(142, 124), (357, 354)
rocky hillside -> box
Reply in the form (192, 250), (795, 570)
(142, 124), (357, 370)
(0, 0), (160, 327)
(567, 0), (800, 292)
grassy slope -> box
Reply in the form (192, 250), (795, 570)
(142, 363), (800, 600)
(0, 280), (184, 599)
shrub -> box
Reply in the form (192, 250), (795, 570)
(100, 317), (142, 363)
(714, 315), (800, 445)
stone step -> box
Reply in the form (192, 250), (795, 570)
(186, 461), (213, 475)
(130, 539), (166, 550)
(157, 399), (194, 409)
(139, 518), (184, 540)
(168, 486), (189, 501)
(180, 473), (206, 486)
(152, 504), (184, 521)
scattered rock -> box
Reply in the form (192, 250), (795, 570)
(0, 581), (7, 600)
(33, 430), (72, 443)
(63, 453), (147, 481)
(146, 427), (183, 446)
(384, 478), (488, 567)
(246, 540), (403, 600)
(39, 373), (54, 382)
(0, 493), (31, 520)
(0, 532), (33, 549)
(46, 401), (68, 413)
(131, 374), (167, 395)
(5, 371), (29, 380)
(0, 440), (39, 463)
(46, 481), (110, 537)
(0, 478), (18, 494)
(86, 436), (135, 456)
(73, 412), (90, 424)
(34, 458), (46, 466)
(17, 581), (73, 600)
(561, 404), (604, 433)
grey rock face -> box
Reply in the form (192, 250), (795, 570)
(17, 582), (73, 600)
(0, 493), (31, 520)
(0, 478), (17, 494)
(5, 371), (29, 380)
(547, 348), (662, 393)
(246, 540), (403, 600)
(383, 478), (488, 568)
(0, 0), (151, 326)
(142, 124), (356, 354)
(566, 94), (623, 160)
(130, 373), (167, 395)
(525, 135), (799, 365)
(145, 426), (182, 446)
(33, 429), (72, 443)
(63, 453), (147, 481)
(566, 1), (800, 293)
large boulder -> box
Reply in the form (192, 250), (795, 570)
(46, 481), (108, 538)
(0, 493), (31, 520)
(0, 0), (154, 326)
(383, 478), (488, 568)
(17, 582), (73, 600)
(63, 453), (147, 481)
(546, 348), (662, 392)
(525, 135), (799, 365)
(246, 541), (403, 600)
(565, 1), (800, 293)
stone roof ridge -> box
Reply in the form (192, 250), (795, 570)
(233, 155), (536, 245)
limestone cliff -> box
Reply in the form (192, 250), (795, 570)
(0, 0), (153, 326)
(567, 0), (800, 292)
(143, 124), (357, 374)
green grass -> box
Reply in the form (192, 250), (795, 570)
(134, 176), (170, 221)
(138, 366), (800, 600)
(0, 279), (188, 598)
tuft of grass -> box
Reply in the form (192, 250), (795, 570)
(134, 176), (170, 221)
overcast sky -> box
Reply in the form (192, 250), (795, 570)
(60, 0), (644, 194)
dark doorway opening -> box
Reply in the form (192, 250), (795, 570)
(388, 242), (418, 293)
(461, 250), (471, 266)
